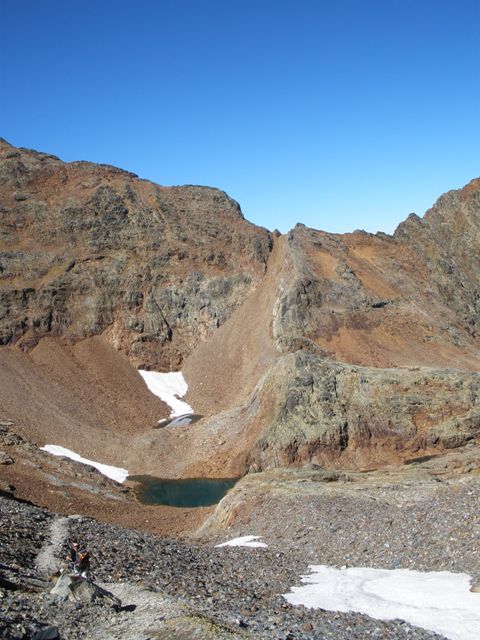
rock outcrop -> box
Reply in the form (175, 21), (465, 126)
(0, 138), (272, 369)
(248, 352), (480, 470)
(243, 188), (480, 468)
(179, 178), (480, 473)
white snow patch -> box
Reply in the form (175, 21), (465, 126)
(215, 535), (268, 548)
(41, 445), (128, 483)
(138, 370), (193, 418)
(283, 565), (480, 640)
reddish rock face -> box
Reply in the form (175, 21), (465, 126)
(247, 178), (480, 470)
(0, 138), (272, 369)
(273, 179), (480, 373)
(1, 138), (480, 526)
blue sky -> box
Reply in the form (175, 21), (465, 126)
(1, 1), (479, 234)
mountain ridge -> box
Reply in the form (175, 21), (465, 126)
(1, 139), (479, 529)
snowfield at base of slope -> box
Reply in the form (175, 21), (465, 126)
(40, 445), (129, 483)
(283, 565), (480, 640)
(138, 370), (193, 418)
(215, 535), (268, 548)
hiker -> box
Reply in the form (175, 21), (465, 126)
(67, 540), (92, 578)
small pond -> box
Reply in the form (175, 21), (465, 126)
(155, 414), (204, 428)
(130, 476), (238, 508)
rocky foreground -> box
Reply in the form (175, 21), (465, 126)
(2, 458), (479, 640)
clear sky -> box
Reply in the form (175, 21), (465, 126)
(1, 1), (479, 234)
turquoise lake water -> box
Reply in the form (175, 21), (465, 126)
(130, 476), (238, 508)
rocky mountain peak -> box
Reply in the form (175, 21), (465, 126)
(0, 141), (272, 368)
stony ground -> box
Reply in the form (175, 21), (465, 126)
(4, 467), (479, 640)
(201, 462), (480, 588)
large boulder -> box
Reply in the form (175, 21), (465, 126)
(50, 571), (121, 607)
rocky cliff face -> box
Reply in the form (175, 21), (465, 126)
(175, 178), (480, 475)
(0, 139), (272, 369)
(247, 351), (480, 471)
(273, 185), (480, 371)
(1, 138), (480, 509)
(245, 179), (480, 470)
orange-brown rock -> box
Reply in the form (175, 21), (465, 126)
(0, 138), (272, 369)
(1, 138), (480, 527)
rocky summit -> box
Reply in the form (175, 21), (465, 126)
(1, 139), (480, 639)
(0, 138), (272, 369)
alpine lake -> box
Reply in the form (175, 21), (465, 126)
(130, 476), (238, 508)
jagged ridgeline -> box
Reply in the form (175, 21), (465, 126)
(1, 137), (480, 488)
